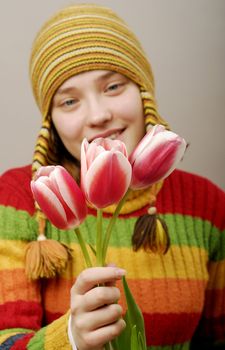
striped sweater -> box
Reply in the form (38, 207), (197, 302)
(0, 165), (224, 349)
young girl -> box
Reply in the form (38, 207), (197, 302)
(0, 4), (224, 350)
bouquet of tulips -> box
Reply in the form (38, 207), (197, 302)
(31, 125), (186, 350)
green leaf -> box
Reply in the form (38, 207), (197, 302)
(112, 311), (131, 349)
(111, 337), (119, 350)
(109, 277), (148, 349)
(88, 243), (96, 256)
(138, 331), (146, 350)
(131, 325), (139, 350)
(122, 276), (147, 349)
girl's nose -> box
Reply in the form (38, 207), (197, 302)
(86, 97), (113, 126)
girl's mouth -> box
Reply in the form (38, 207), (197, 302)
(89, 128), (126, 142)
(108, 130), (123, 140)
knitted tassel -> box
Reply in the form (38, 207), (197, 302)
(132, 207), (170, 254)
(25, 216), (72, 280)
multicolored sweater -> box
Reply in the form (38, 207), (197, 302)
(0, 165), (224, 349)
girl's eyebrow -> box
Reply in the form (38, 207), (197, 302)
(96, 71), (118, 81)
(56, 86), (77, 96)
(55, 71), (121, 96)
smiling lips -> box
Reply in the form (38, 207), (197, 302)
(88, 128), (125, 142)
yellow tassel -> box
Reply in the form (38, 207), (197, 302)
(154, 218), (170, 254)
(132, 212), (170, 254)
(25, 239), (73, 279)
(25, 216), (72, 280)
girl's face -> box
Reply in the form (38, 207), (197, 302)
(51, 70), (145, 160)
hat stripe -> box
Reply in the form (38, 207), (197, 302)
(35, 12), (131, 42)
(39, 46), (151, 97)
(34, 41), (153, 103)
(30, 11), (141, 72)
(30, 5), (155, 116)
(31, 27), (147, 76)
(30, 4), (169, 177)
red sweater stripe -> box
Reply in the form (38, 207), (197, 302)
(0, 166), (224, 230)
(157, 169), (225, 230)
(144, 312), (201, 345)
(0, 301), (42, 330)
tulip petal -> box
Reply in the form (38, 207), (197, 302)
(81, 138), (89, 193)
(129, 125), (165, 164)
(93, 138), (115, 151)
(93, 138), (128, 157)
(161, 138), (186, 178)
(85, 151), (132, 208)
(86, 143), (105, 169)
(31, 180), (69, 229)
(34, 165), (56, 180)
(37, 176), (77, 227)
(52, 166), (87, 225)
(81, 139), (88, 172)
(81, 137), (131, 208)
(32, 165), (88, 229)
(131, 135), (186, 188)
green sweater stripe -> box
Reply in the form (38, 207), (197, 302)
(147, 342), (190, 350)
(0, 328), (32, 336)
(27, 326), (46, 349)
(0, 205), (37, 241)
(0, 205), (224, 261)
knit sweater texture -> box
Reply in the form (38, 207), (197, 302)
(0, 165), (224, 349)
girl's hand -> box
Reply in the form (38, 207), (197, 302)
(70, 266), (126, 350)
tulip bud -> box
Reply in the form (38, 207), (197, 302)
(129, 125), (187, 189)
(81, 138), (132, 208)
(31, 165), (87, 229)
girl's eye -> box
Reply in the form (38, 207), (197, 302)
(64, 99), (76, 106)
(59, 98), (79, 109)
(105, 82), (125, 94)
(107, 83), (119, 91)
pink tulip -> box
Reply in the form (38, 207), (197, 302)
(129, 124), (187, 189)
(31, 165), (87, 229)
(81, 138), (132, 208)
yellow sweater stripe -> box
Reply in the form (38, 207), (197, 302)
(0, 240), (209, 280)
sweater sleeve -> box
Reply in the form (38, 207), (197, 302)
(0, 166), (72, 349)
(191, 179), (225, 349)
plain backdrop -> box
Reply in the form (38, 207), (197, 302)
(0, 0), (224, 189)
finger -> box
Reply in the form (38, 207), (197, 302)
(83, 318), (126, 349)
(87, 304), (123, 330)
(73, 267), (126, 295)
(72, 304), (123, 333)
(106, 262), (116, 267)
(105, 279), (117, 287)
(84, 285), (120, 311)
(105, 263), (118, 287)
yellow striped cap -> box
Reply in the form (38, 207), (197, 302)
(30, 3), (168, 174)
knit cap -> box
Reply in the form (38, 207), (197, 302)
(30, 3), (168, 174)
(27, 3), (169, 279)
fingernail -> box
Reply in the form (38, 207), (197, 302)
(115, 268), (126, 278)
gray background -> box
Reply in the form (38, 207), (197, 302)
(0, 0), (224, 189)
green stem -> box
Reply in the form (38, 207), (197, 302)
(104, 342), (113, 350)
(102, 189), (130, 264)
(96, 209), (103, 266)
(74, 227), (92, 268)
